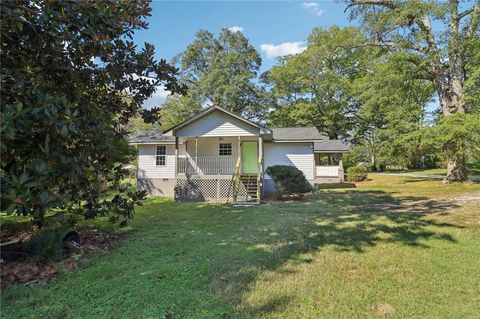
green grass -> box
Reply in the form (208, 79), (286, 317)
(380, 167), (480, 176)
(1, 176), (480, 318)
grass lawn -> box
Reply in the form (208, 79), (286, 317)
(1, 175), (480, 318)
(380, 167), (480, 176)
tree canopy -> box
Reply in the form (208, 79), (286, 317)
(167, 28), (271, 124)
(267, 26), (372, 139)
(345, 0), (480, 181)
(1, 0), (184, 226)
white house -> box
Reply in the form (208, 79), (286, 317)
(130, 106), (348, 202)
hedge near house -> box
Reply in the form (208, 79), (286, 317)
(0, 1), (185, 227)
(265, 165), (313, 199)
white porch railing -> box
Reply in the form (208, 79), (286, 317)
(316, 165), (339, 177)
(177, 156), (235, 175)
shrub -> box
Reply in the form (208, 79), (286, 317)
(346, 166), (368, 182)
(265, 165), (313, 199)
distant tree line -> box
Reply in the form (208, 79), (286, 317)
(146, 0), (479, 182)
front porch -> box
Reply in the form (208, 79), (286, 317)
(175, 136), (262, 176)
(314, 153), (345, 182)
(173, 136), (263, 202)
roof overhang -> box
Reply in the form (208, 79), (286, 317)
(130, 141), (182, 145)
(314, 150), (348, 153)
(270, 140), (318, 143)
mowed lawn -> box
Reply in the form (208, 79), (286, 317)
(2, 176), (480, 318)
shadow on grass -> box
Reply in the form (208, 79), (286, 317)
(200, 190), (461, 317)
(0, 190), (464, 318)
(315, 182), (357, 189)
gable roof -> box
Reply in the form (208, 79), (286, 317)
(129, 108), (348, 153)
(271, 127), (326, 141)
(163, 106), (269, 134)
(314, 140), (349, 153)
(129, 131), (176, 144)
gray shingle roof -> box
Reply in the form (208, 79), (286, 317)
(129, 131), (175, 144)
(314, 140), (349, 152)
(271, 127), (326, 141)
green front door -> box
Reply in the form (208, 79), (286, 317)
(242, 141), (258, 174)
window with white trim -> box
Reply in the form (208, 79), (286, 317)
(219, 143), (232, 156)
(156, 145), (166, 166)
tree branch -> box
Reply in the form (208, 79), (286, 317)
(459, 8), (474, 19)
(450, 0), (460, 38)
(465, 0), (480, 42)
(344, 0), (399, 13)
(416, 15), (438, 54)
(335, 41), (429, 55)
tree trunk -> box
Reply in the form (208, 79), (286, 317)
(438, 79), (468, 182)
(444, 156), (469, 183)
(367, 135), (376, 170)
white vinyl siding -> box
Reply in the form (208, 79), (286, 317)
(264, 143), (314, 180)
(176, 110), (259, 137)
(137, 144), (175, 179)
(183, 137), (242, 159)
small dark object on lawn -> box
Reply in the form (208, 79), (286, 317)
(0, 238), (23, 261)
(62, 231), (81, 253)
(25, 229), (81, 260)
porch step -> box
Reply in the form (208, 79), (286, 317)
(237, 174), (259, 202)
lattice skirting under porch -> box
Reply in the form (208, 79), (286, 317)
(174, 176), (247, 201)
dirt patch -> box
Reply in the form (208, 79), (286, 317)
(1, 229), (120, 291)
(376, 303), (396, 316)
(453, 193), (480, 202)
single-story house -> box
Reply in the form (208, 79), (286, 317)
(130, 106), (348, 202)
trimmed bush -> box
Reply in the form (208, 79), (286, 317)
(346, 166), (368, 182)
(265, 165), (313, 199)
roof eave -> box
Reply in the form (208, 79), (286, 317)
(314, 149), (349, 153)
(271, 139), (320, 143)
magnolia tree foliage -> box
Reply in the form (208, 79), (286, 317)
(0, 1), (184, 226)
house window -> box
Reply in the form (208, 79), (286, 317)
(156, 145), (166, 166)
(219, 143), (232, 156)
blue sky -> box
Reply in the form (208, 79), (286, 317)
(134, 1), (353, 108)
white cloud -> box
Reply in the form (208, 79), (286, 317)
(302, 2), (324, 16)
(228, 26), (244, 33)
(142, 85), (171, 109)
(260, 42), (307, 59)
(302, 2), (319, 9)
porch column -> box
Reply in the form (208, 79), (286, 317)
(237, 136), (241, 170)
(174, 136), (179, 178)
(338, 153), (344, 182)
(195, 137), (198, 174)
(258, 136), (263, 174)
(257, 136), (263, 201)
(195, 136), (198, 165)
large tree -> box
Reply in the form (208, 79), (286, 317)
(170, 28), (270, 122)
(353, 55), (435, 169)
(1, 1), (184, 226)
(267, 26), (373, 139)
(345, 0), (480, 181)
